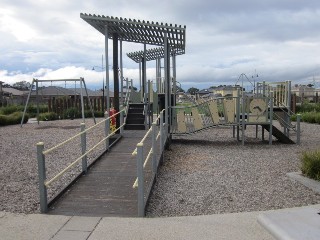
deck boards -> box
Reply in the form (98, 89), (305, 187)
(49, 130), (157, 217)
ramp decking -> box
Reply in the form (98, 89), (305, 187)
(49, 130), (157, 217)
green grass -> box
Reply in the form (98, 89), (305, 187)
(301, 150), (320, 181)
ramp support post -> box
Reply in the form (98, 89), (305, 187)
(296, 114), (301, 145)
(80, 123), (87, 173)
(137, 143), (145, 217)
(37, 142), (48, 213)
(105, 111), (110, 151)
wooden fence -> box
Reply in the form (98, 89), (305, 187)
(48, 96), (110, 115)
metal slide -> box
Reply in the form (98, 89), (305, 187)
(261, 124), (295, 144)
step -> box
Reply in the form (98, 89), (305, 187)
(126, 114), (144, 119)
(128, 108), (144, 114)
(124, 124), (145, 130)
(126, 118), (145, 125)
(128, 103), (145, 109)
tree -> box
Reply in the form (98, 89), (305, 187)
(187, 87), (199, 95)
(12, 81), (30, 90)
(176, 86), (185, 93)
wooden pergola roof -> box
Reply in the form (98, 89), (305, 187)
(126, 47), (185, 63)
(80, 13), (186, 51)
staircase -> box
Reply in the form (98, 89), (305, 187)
(261, 124), (295, 144)
(124, 103), (145, 130)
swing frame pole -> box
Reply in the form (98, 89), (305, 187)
(20, 78), (96, 127)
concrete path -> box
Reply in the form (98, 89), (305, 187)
(0, 210), (274, 240)
(258, 204), (320, 240)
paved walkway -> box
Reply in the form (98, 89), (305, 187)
(0, 210), (274, 240)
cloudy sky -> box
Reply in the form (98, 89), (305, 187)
(1, 0), (320, 91)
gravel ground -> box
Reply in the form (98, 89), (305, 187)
(1, 119), (320, 216)
(146, 123), (320, 217)
(0, 118), (106, 213)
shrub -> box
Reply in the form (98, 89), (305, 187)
(315, 112), (320, 124)
(296, 102), (320, 113)
(0, 112), (29, 126)
(301, 150), (320, 181)
(290, 114), (297, 122)
(38, 112), (58, 121)
(93, 111), (105, 118)
(63, 107), (81, 119)
(301, 112), (316, 123)
(0, 105), (23, 115)
(26, 104), (48, 117)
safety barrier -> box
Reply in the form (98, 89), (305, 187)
(131, 109), (167, 217)
(36, 108), (126, 213)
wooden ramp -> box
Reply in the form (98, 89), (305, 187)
(49, 130), (152, 217)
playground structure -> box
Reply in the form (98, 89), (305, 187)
(171, 80), (300, 145)
(33, 14), (302, 219)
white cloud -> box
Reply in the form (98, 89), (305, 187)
(1, 0), (320, 91)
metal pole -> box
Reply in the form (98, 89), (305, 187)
(164, 33), (169, 136)
(80, 78), (85, 122)
(236, 89), (240, 141)
(242, 95), (245, 145)
(139, 58), (142, 101)
(160, 110), (164, 153)
(80, 123), (87, 173)
(143, 44), (147, 129)
(82, 78), (96, 124)
(104, 25), (110, 115)
(37, 142), (47, 213)
(120, 40), (123, 105)
(120, 106), (124, 135)
(137, 142), (144, 217)
(269, 91), (274, 145)
(172, 52), (176, 106)
(36, 80), (40, 124)
(152, 122), (157, 174)
(102, 54), (105, 112)
(296, 114), (301, 145)
(113, 33), (120, 131)
(105, 111), (110, 151)
(21, 79), (34, 127)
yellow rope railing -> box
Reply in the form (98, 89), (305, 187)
(45, 122), (125, 187)
(132, 148), (153, 188)
(43, 109), (125, 155)
(132, 109), (165, 188)
(131, 111), (163, 156)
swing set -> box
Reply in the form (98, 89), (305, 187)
(20, 77), (96, 127)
